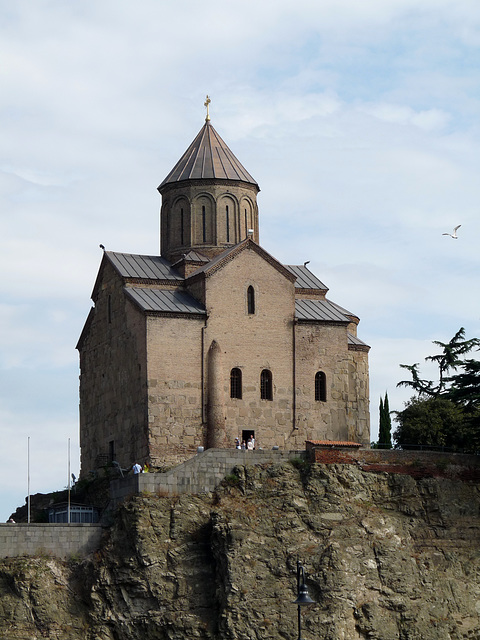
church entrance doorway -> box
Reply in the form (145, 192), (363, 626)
(242, 429), (255, 449)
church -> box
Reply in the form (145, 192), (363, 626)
(77, 102), (370, 475)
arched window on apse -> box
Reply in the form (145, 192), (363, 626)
(202, 205), (206, 243)
(226, 205), (230, 243)
(315, 371), (327, 402)
(260, 369), (273, 400)
(230, 368), (242, 399)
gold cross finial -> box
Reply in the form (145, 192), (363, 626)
(204, 95), (211, 122)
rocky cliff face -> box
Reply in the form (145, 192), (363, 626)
(1, 462), (480, 640)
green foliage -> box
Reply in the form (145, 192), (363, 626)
(378, 392), (392, 449)
(223, 473), (240, 487)
(397, 328), (480, 399)
(289, 457), (310, 472)
(394, 397), (465, 450)
(395, 328), (480, 452)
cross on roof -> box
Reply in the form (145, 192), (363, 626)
(204, 95), (211, 122)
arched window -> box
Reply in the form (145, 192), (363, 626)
(202, 205), (206, 242)
(247, 285), (255, 315)
(230, 368), (242, 399)
(226, 205), (230, 243)
(180, 207), (184, 245)
(315, 371), (327, 402)
(260, 369), (273, 400)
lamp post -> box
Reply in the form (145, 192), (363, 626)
(293, 560), (315, 640)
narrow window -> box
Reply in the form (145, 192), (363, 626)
(260, 369), (273, 400)
(180, 207), (184, 245)
(244, 209), (248, 239)
(202, 205), (206, 242)
(108, 295), (112, 324)
(230, 368), (242, 399)
(108, 440), (115, 462)
(226, 205), (230, 242)
(315, 371), (327, 402)
(247, 286), (255, 315)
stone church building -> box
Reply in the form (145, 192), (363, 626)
(77, 109), (370, 475)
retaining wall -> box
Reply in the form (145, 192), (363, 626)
(0, 523), (104, 560)
(307, 444), (480, 479)
(110, 447), (304, 506)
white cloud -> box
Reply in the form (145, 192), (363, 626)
(1, 0), (480, 520)
(359, 103), (450, 131)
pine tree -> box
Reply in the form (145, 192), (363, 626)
(395, 328), (480, 452)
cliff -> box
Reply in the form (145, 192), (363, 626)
(1, 461), (480, 639)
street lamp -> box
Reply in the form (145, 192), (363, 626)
(293, 560), (315, 640)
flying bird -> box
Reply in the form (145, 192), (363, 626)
(442, 225), (461, 239)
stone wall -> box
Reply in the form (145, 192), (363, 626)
(160, 180), (260, 263)
(110, 447), (305, 506)
(0, 523), (104, 559)
(295, 323), (370, 446)
(146, 314), (205, 467)
(202, 247), (297, 448)
(78, 245), (370, 477)
(79, 260), (149, 474)
(306, 444), (480, 478)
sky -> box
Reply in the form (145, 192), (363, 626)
(1, 0), (479, 521)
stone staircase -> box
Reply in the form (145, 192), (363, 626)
(110, 447), (304, 507)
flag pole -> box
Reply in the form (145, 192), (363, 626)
(27, 436), (31, 524)
(67, 438), (71, 524)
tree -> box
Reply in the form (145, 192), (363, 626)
(393, 396), (465, 450)
(378, 392), (392, 449)
(397, 328), (480, 398)
(394, 328), (480, 452)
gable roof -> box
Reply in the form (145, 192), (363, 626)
(124, 287), (206, 315)
(348, 333), (370, 351)
(106, 252), (183, 280)
(284, 264), (328, 290)
(91, 251), (183, 302)
(295, 298), (352, 322)
(158, 121), (258, 189)
(186, 238), (297, 283)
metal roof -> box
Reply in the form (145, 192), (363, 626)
(124, 287), (206, 315)
(158, 121), (258, 189)
(106, 252), (183, 281)
(285, 265), (328, 290)
(295, 299), (351, 322)
(329, 299), (358, 319)
(347, 333), (370, 348)
(182, 250), (210, 263)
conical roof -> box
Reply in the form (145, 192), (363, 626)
(158, 121), (258, 190)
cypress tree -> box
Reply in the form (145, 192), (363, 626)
(378, 396), (384, 448)
(379, 392), (392, 449)
(383, 392), (392, 448)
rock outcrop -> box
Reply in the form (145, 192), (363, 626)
(1, 462), (480, 639)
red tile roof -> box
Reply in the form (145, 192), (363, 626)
(307, 440), (362, 448)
